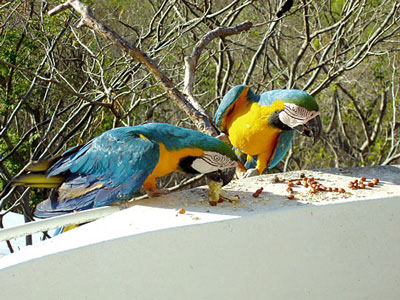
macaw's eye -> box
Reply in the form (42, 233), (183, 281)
(213, 154), (221, 162)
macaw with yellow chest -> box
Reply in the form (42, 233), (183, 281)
(13, 123), (237, 217)
(214, 85), (322, 176)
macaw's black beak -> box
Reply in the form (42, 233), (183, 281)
(293, 115), (322, 144)
(205, 167), (236, 186)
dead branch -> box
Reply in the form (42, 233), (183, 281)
(48, 0), (252, 135)
(0, 59), (105, 106)
(183, 21), (252, 127)
(243, 20), (278, 85)
(360, 90), (388, 152)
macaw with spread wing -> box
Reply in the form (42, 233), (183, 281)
(214, 85), (322, 175)
(13, 123), (237, 217)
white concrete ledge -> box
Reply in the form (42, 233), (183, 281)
(0, 165), (400, 299)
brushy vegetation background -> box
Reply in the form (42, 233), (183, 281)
(1, 0), (399, 220)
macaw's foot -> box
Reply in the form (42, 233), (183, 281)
(243, 168), (259, 178)
(147, 188), (170, 197)
(111, 200), (130, 210)
(215, 132), (230, 144)
(118, 200), (130, 209)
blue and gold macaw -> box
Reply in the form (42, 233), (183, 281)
(13, 123), (237, 217)
(215, 85), (322, 175)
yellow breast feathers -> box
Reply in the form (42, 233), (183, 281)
(226, 100), (285, 156)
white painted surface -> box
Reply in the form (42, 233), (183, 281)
(0, 205), (121, 243)
(1, 165), (400, 299)
(0, 212), (55, 257)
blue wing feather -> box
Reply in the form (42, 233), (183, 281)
(214, 85), (248, 127)
(267, 130), (295, 169)
(35, 129), (160, 216)
(49, 129), (159, 185)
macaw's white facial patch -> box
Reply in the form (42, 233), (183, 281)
(191, 151), (237, 174)
(279, 103), (320, 128)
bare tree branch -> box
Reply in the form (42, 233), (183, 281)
(0, 59), (107, 107)
(243, 20), (278, 85)
(48, 0), (252, 135)
(183, 21), (252, 129)
(360, 90), (388, 152)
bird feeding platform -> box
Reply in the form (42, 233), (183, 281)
(0, 165), (400, 300)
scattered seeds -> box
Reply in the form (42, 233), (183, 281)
(346, 176), (382, 190)
(272, 174), (381, 201)
(252, 187), (263, 198)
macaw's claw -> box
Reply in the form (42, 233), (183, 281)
(243, 168), (259, 178)
(110, 200), (130, 209)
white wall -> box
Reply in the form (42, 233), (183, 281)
(1, 166), (400, 299)
(0, 197), (399, 300)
